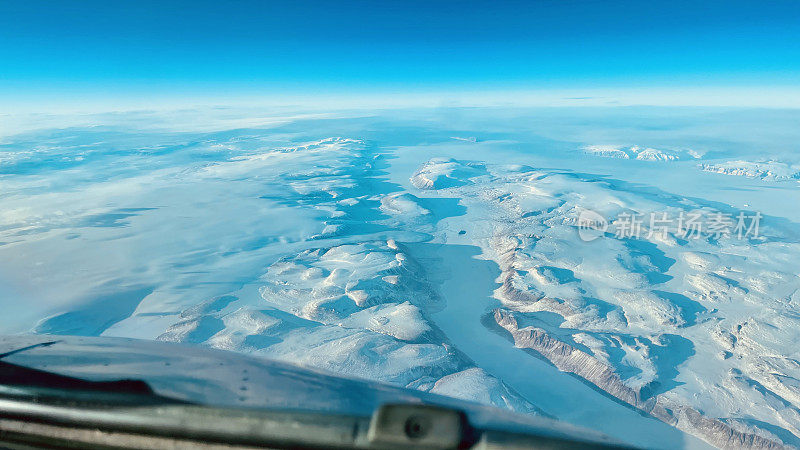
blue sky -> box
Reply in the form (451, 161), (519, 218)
(1, 0), (799, 107)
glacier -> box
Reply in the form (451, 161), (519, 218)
(2, 106), (800, 449)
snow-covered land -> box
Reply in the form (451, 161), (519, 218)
(699, 160), (800, 181)
(2, 106), (800, 449)
(410, 158), (800, 449)
(583, 144), (689, 161)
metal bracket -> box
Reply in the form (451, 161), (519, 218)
(367, 403), (469, 449)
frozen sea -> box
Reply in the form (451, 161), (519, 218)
(2, 106), (800, 449)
